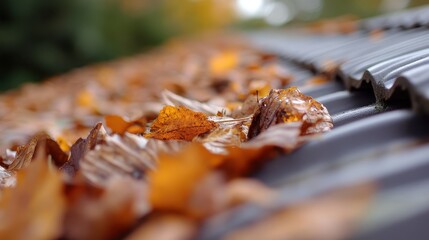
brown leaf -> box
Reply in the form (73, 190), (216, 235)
(230, 95), (259, 118)
(248, 87), (333, 139)
(195, 116), (250, 154)
(8, 133), (68, 171)
(61, 123), (105, 177)
(63, 178), (148, 240)
(0, 157), (65, 240)
(243, 122), (303, 151)
(145, 106), (218, 141)
(80, 133), (187, 186)
(105, 115), (146, 135)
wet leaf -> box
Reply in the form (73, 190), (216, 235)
(195, 116), (250, 154)
(145, 106), (218, 141)
(0, 157), (65, 240)
(248, 87), (333, 139)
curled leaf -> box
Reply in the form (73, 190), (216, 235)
(248, 87), (333, 139)
(81, 133), (186, 186)
(61, 123), (106, 177)
(145, 106), (218, 141)
(8, 133), (68, 171)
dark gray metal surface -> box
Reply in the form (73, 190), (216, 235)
(199, 6), (429, 240)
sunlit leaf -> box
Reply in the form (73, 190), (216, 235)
(145, 106), (218, 141)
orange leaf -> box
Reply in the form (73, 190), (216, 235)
(105, 115), (146, 135)
(76, 90), (99, 112)
(145, 106), (218, 141)
(148, 143), (222, 213)
(105, 115), (131, 134)
(209, 51), (238, 75)
(0, 157), (65, 240)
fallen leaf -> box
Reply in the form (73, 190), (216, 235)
(0, 156), (65, 240)
(81, 134), (186, 186)
(243, 122), (303, 151)
(63, 177), (148, 240)
(56, 136), (71, 152)
(195, 116), (250, 154)
(162, 90), (228, 116)
(8, 133), (68, 171)
(61, 123), (106, 177)
(148, 143), (222, 213)
(105, 115), (146, 135)
(0, 166), (15, 188)
(76, 89), (100, 113)
(210, 51), (238, 75)
(230, 95), (259, 118)
(145, 106), (218, 141)
(248, 87), (333, 139)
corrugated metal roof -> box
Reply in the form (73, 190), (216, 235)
(200, 5), (429, 240)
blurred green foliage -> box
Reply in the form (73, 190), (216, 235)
(0, 0), (427, 91)
(0, 0), (176, 91)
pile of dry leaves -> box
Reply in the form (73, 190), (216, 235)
(0, 35), (371, 240)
